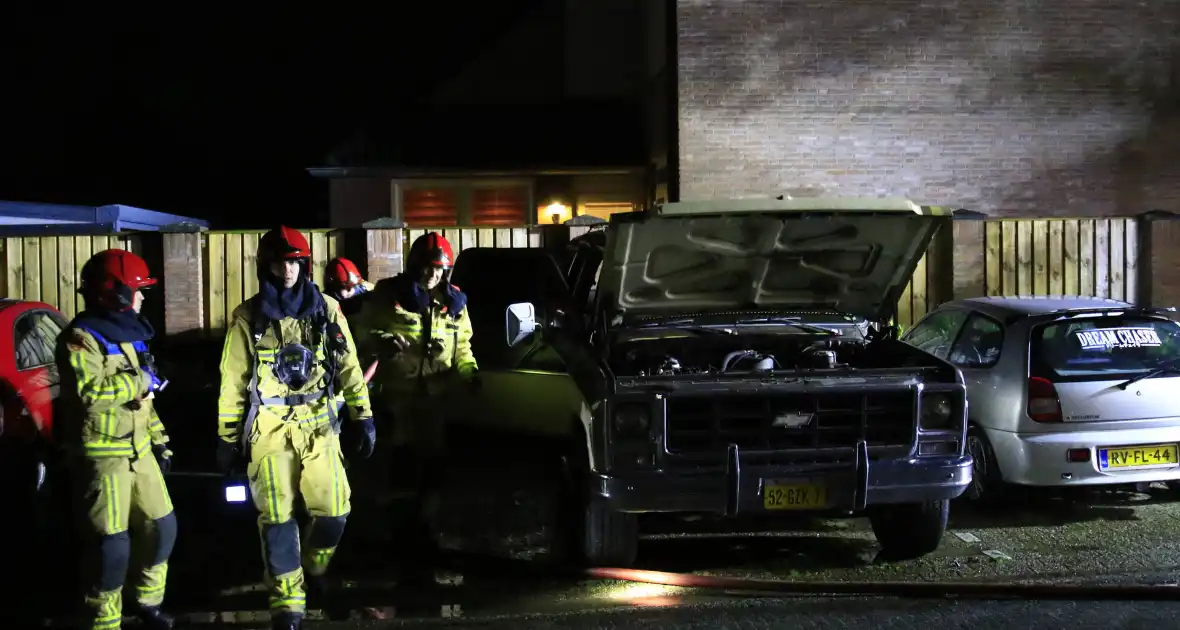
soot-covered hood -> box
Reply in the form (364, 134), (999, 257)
(598, 198), (949, 323)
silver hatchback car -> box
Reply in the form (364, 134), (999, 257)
(902, 296), (1180, 500)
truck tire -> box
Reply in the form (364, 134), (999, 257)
(868, 499), (949, 560)
(582, 500), (639, 567)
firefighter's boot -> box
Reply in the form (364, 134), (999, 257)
(134, 605), (175, 630)
(272, 611), (304, 630)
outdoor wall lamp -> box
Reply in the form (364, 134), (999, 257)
(544, 201), (571, 224)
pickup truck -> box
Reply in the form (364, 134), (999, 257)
(440, 198), (973, 567)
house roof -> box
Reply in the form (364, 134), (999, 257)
(312, 100), (647, 174)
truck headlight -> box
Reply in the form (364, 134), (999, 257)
(921, 394), (955, 429)
(612, 404), (651, 437)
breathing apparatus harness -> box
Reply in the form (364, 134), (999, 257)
(238, 293), (350, 453)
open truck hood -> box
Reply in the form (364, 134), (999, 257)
(599, 198), (950, 323)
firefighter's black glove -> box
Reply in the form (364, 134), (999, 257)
(349, 418), (377, 460)
(153, 444), (173, 474)
(216, 439), (242, 474)
(468, 371), (482, 393)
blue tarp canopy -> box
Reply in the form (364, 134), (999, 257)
(0, 201), (209, 236)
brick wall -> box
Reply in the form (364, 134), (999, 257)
(676, 0), (1180, 217)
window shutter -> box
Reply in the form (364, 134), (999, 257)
(403, 189), (459, 226)
(472, 187), (528, 226)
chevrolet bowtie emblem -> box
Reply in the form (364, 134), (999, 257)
(772, 412), (814, 428)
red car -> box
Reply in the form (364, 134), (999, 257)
(0, 299), (66, 445)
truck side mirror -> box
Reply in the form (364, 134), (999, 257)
(505, 302), (538, 347)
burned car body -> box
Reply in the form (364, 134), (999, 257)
(443, 198), (972, 567)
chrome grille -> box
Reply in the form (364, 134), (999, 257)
(664, 391), (915, 452)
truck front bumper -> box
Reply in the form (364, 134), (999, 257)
(591, 442), (973, 514)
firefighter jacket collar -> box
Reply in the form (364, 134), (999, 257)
(389, 274), (466, 317)
(258, 276), (324, 321)
(71, 308), (156, 343)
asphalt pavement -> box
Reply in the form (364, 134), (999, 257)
(158, 483), (1180, 627)
(14, 481), (1180, 628)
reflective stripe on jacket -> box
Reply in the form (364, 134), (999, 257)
(57, 327), (168, 459)
(351, 280), (477, 395)
(217, 294), (373, 444)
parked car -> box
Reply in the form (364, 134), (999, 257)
(0, 299), (67, 493)
(438, 198), (972, 567)
(901, 296), (1180, 501)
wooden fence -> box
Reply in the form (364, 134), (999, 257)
(0, 217), (1159, 334)
(894, 217), (1141, 327)
(203, 227), (543, 331)
(203, 230), (346, 331)
(1, 234), (146, 320)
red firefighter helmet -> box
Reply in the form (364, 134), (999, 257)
(406, 232), (455, 272)
(326, 257), (363, 290)
(258, 226), (312, 262)
(79, 249), (157, 310)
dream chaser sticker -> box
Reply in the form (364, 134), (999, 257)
(1074, 327), (1162, 351)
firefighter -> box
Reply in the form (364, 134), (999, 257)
(324, 257), (374, 317)
(56, 249), (176, 630)
(214, 226), (375, 630)
(350, 231), (477, 582)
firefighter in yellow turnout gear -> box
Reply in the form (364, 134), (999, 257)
(216, 227), (375, 630)
(350, 231), (477, 579)
(56, 249), (177, 630)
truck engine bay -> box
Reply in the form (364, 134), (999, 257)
(609, 330), (938, 378)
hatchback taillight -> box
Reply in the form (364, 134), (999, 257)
(1027, 377), (1063, 423)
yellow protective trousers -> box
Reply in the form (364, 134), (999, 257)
(248, 420), (351, 616)
(77, 454), (177, 630)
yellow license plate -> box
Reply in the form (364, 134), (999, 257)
(1099, 443), (1180, 470)
(763, 483), (827, 510)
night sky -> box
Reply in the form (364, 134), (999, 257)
(1, 6), (540, 229)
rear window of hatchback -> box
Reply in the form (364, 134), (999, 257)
(1030, 315), (1180, 382)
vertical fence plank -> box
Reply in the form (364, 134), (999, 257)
(329, 230), (345, 261)
(1001, 222), (1017, 294)
(1016, 221), (1033, 295)
(39, 237), (59, 311)
(5, 238), (22, 299)
(242, 232), (260, 301)
(1108, 219), (1125, 301)
(22, 239), (40, 301)
(1063, 220), (1079, 295)
(1047, 220), (1064, 295)
(477, 229), (495, 247)
(57, 236), (76, 319)
(1124, 218), (1139, 303)
(207, 233), (226, 332)
(459, 229), (478, 252)
(74, 237), (93, 309)
(225, 234), (244, 319)
(1093, 219), (1110, 298)
(308, 231), (329, 289)
(1079, 220), (1095, 296)
(1032, 220), (1048, 295)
